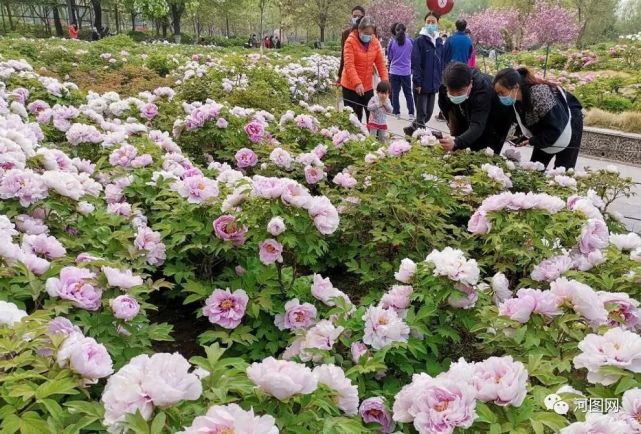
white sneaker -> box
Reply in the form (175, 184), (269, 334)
(409, 114), (415, 120)
(395, 114), (401, 119)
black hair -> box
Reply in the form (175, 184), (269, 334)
(444, 62), (472, 90)
(464, 28), (471, 34)
(493, 67), (556, 109)
(424, 11), (440, 21)
(441, 33), (448, 38)
(352, 6), (365, 14)
(390, 22), (399, 36)
(395, 23), (406, 46)
(376, 80), (391, 94)
(455, 19), (467, 31)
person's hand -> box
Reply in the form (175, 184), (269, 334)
(355, 84), (365, 96)
(516, 139), (529, 147)
(415, 86), (422, 94)
(438, 135), (456, 152)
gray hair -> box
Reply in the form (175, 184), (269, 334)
(358, 15), (375, 31)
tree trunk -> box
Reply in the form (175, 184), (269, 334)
(170, 2), (183, 42)
(6, 3), (14, 30)
(67, 0), (77, 26)
(91, 0), (102, 32)
(131, 12), (135, 31)
(52, 5), (64, 36)
(161, 18), (168, 38)
(225, 15), (229, 38)
(319, 24), (325, 43)
(114, 1), (119, 33)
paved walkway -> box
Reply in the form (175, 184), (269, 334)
(385, 101), (641, 232)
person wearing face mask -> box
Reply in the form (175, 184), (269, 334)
(338, 6), (366, 84)
(437, 62), (512, 153)
(493, 67), (583, 169)
(403, 12), (443, 136)
(340, 15), (389, 122)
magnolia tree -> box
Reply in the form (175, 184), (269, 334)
(368, 0), (416, 46)
(465, 8), (519, 49)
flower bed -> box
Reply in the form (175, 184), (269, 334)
(1, 36), (641, 434)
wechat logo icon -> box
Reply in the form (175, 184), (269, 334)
(544, 393), (570, 415)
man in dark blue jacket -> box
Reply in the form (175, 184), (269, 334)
(403, 12), (444, 136)
(444, 19), (473, 65)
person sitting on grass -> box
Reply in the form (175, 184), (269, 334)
(367, 80), (394, 143)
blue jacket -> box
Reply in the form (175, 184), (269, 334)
(411, 34), (444, 94)
(444, 31), (473, 64)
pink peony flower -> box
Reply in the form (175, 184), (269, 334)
(333, 172), (357, 188)
(111, 295), (140, 321)
(108, 144), (138, 168)
(467, 210), (492, 234)
(246, 357), (318, 400)
(306, 196), (339, 235)
(138, 353), (203, 408)
(177, 403), (279, 434)
(530, 254), (573, 282)
(57, 333), (114, 380)
(46, 267), (102, 311)
(269, 147), (293, 169)
(387, 139), (411, 156)
(598, 291), (641, 330)
(0, 169), (48, 207)
(311, 274), (351, 307)
(77, 201), (95, 215)
(15, 214), (48, 235)
(362, 305), (410, 349)
(394, 375), (477, 433)
(301, 320), (344, 354)
(578, 218), (609, 254)
(610, 232), (641, 251)
(48, 316), (81, 337)
(102, 266), (143, 289)
(0, 300), (27, 327)
(550, 278), (608, 325)
(267, 216), (286, 236)
(101, 353), (201, 432)
(425, 247), (480, 287)
(560, 413), (630, 434)
(472, 356), (528, 407)
(21, 233), (66, 259)
(281, 180), (312, 208)
(620, 388), (641, 432)
(491, 272), (512, 305)
(274, 298), (317, 330)
(259, 239), (284, 265)
(252, 176), (285, 199)
(216, 117), (228, 128)
(304, 165), (326, 185)
(360, 397), (395, 433)
(203, 288), (248, 329)
(140, 103), (158, 121)
(212, 215), (248, 246)
(172, 175), (219, 204)
(244, 120), (265, 143)
(351, 341), (368, 363)
(573, 327), (641, 385)
(394, 258), (417, 283)
(235, 148), (258, 168)
(379, 285), (413, 316)
(313, 364), (359, 416)
(131, 154), (153, 168)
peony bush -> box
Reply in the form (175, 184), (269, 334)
(1, 35), (641, 434)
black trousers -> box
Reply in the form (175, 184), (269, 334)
(343, 87), (374, 123)
(390, 74), (414, 115)
(412, 92), (437, 130)
(530, 108), (583, 169)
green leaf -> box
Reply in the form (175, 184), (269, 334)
(35, 378), (79, 399)
(475, 402), (499, 424)
(150, 412), (166, 434)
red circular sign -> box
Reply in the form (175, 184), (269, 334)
(426, 0), (454, 16)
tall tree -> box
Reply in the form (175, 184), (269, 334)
(282, 0), (349, 43)
(91, 0), (102, 31)
(571, 0), (617, 46)
(368, 0), (416, 45)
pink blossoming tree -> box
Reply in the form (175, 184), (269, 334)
(368, 0), (416, 47)
(465, 8), (520, 49)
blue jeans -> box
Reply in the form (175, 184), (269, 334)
(390, 74), (414, 116)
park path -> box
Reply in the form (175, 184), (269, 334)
(382, 99), (641, 232)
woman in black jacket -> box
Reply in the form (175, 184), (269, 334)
(493, 67), (583, 169)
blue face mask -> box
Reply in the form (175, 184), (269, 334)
(359, 34), (372, 43)
(448, 94), (468, 105)
(499, 95), (515, 106)
(425, 24), (438, 34)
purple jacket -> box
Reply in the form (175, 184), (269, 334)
(387, 38), (413, 76)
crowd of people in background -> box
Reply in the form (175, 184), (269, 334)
(245, 34), (281, 49)
(337, 5), (584, 169)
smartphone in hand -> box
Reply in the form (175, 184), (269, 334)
(432, 130), (443, 139)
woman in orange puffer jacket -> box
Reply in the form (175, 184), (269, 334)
(340, 16), (389, 122)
